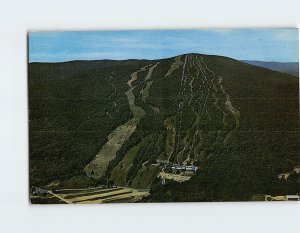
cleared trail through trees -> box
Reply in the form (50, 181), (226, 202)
(198, 56), (240, 144)
(171, 54), (241, 164)
(105, 63), (160, 185)
(85, 64), (154, 179)
(173, 55), (188, 163)
(86, 54), (240, 179)
(165, 56), (184, 77)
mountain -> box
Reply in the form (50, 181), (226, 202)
(241, 60), (299, 77)
(29, 53), (300, 202)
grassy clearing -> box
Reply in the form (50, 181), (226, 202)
(49, 187), (149, 204)
(63, 187), (122, 199)
(158, 171), (191, 182)
(141, 81), (154, 102)
(125, 87), (145, 119)
(84, 119), (137, 178)
(100, 191), (149, 203)
(72, 190), (132, 203)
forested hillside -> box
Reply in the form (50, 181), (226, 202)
(29, 53), (299, 201)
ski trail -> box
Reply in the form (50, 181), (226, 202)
(141, 62), (160, 102)
(104, 74), (118, 117)
(198, 57), (240, 144)
(178, 55), (188, 97)
(173, 55), (188, 163)
(188, 59), (197, 104)
(106, 75), (118, 108)
(186, 129), (199, 163)
(176, 56), (193, 159)
(127, 72), (138, 88)
(196, 56), (213, 117)
(127, 64), (151, 88)
(145, 62), (159, 81)
(125, 86), (145, 119)
(84, 118), (138, 179)
(165, 55), (184, 77)
(181, 54), (210, 163)
(186, 54), (195, 104)
(85, 65), (150, 178)
(185, 55), (202, 161)
(198, 59), (229, 133)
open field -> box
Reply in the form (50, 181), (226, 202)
(47, 186), (149, 204)
(158, 171), (191, 183)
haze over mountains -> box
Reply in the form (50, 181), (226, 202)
(241, 60), (299, 77)
(29, 53), (300, 202)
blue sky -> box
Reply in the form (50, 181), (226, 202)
(29, 29), (299, 62)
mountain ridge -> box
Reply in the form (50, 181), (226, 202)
(241, 60), (299, 76)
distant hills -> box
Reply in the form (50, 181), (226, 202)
(241, 60), (299, 76)
(29, 53), (300, 202)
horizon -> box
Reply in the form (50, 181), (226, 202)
(29, 29), (299, 63)
(28, 52), (300, 64)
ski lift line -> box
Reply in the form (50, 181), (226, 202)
(174, 55), (191, 162)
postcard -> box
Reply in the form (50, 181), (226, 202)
(28, 29), (299, 203)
